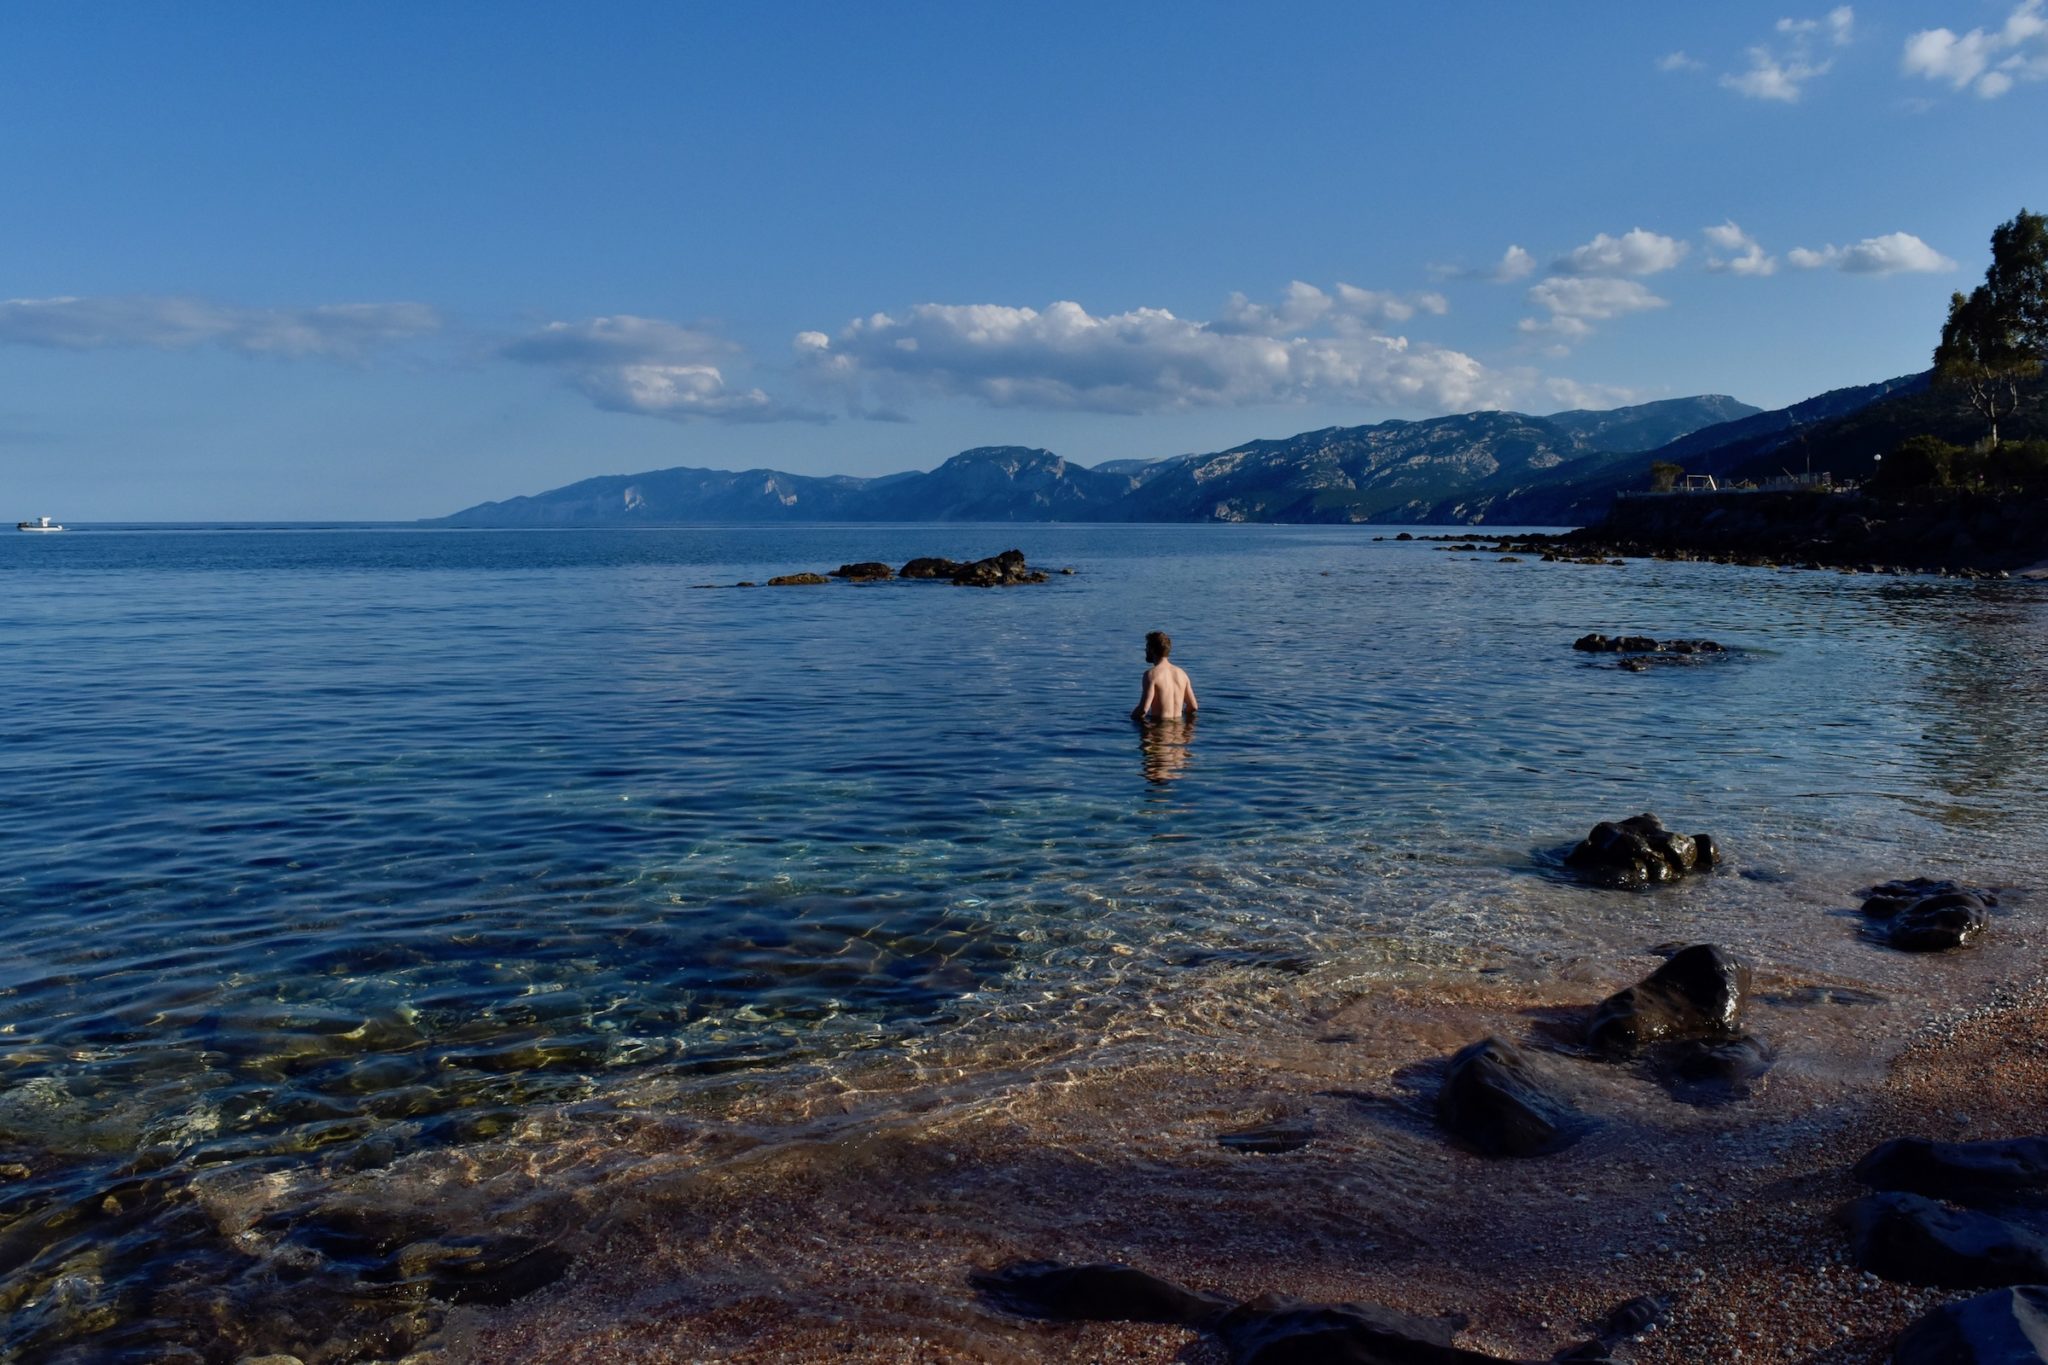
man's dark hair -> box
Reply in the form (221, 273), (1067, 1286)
(1145, 630), (1171, 662)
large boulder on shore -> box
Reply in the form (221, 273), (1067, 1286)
(1435, 1036), (1584, 1157)
(1564, 813), (1720, 890)
(1843, 1191), (2048, 1288)
(1893, 1285), (2048, 1364)
(1862, 878), (1996, 952)
(1587, 944), (1751, 1058)
(1857, 1135), (2048, 1205)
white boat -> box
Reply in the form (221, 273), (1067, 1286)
(15, 516), (65, 532)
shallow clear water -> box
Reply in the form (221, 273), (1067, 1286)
(2, 524), (2046, 1359)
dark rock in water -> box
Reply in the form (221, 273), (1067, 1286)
(1395, 532), (1413, 540)
(970, 1261), (1231, 1326)
(898, 556), (962, 579)
(766, 572), (829, 586)
(1856, 1136), (2048, 1204)
(1436, 1036), (1584, 1157)
(1653, 1034), (1773, 1106)
(1587, 944), (1750, 1058)
(382, 1235), (571, 1306)
(1843, 1191), (2048, 1288)
(1218, 1119), (1317, 1155)
(950, 548), (1048, 587)
(830, 561), (893, 581)
(1893, 1285), (2048, 1364)
(1216, 1292), (1483, 1364)
(1573, 634), (1726, 657)
(1863, 877), (1999, 919)
(1564, 813), (1720, 890)
(1884, 891), (1992, 952)
(734, 580), (756, 587)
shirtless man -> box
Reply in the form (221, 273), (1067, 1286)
(1131, 630), (1198, 721)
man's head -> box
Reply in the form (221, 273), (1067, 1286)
(1145, 630), (1171, 663)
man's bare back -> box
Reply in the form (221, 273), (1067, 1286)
(1132, 630), (1197, 721)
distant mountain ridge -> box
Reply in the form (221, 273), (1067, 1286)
(434, 394), (1759, 527)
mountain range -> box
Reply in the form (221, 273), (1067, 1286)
(433, 374), (2039, 527)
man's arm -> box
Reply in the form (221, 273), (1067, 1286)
(1132, 674), (1157, 720)
(1183, 672), (1198, 714)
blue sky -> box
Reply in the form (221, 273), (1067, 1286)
(3, 2), (2044, 519)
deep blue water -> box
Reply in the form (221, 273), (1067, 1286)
(3, 523), (2046, 1358)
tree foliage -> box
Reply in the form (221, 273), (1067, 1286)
(1934, 209), (2048, 448)
(1872, 435), (1963, 491)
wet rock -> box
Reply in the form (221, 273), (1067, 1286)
(1889, 892), (1991, 952)
(381, 1235), (571, 1306)
(765, 573), (829, 586)
(1572, 634), (1725, 656)
(830, 561), (893, 581)
(970, 1261), (1231, 1326)
(1842, 1191), (2048, 1288)
(1892, 1285), (2048, 1364)
(898, 557), (962, 578)
(1587, 945), (1750, 1059)
(1653, 1034), (1773, 1106)
(950, 549), (1048, 587)
(1856, 1135), (2048, 1204)
(1436, 1036), (1584, 1157)
(1216, 1292), (1482, 1364)
(1863, 877), (1999, 919)
(1564, 813), (1720, 890)
(1218, 1119), (1317, 1154)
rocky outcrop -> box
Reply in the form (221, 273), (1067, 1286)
(899, 557), (963, 579)
(949, 549), (1048, 587)
(830, 561), (893, 580)
(1586, 945), (1750, 1059)
(1564, 814), (1720, 890)
(1862, 878), (1996, 952)
(1435, 1036), (1585, 1157)
(1893, 1285), (2048, 1364)
(765, 573), (829, 586)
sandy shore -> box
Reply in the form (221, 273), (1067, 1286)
(388, 899), (2048, 1365)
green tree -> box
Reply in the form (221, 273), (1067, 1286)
(1934, 208), (2048, 448)
(1872, 435), (1963, 492)
(1648, 460), (1683, 492)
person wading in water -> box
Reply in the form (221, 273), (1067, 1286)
(1131, 630), (1198, 722)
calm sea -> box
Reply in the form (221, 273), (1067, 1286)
(3, 523), (2045, 1359)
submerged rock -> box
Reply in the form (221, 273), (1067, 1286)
(1587, 945), (1751, 1059)
(975, 1259), (1667, 1363)
(1893, 1285), (2048, 1364)
(1843, 1191), (2048, 1288)
(1217, 1119), (1317, 1155)
(765, 573), (829, 586)
(1653, 1034), (1774, 1106)
(1436, 1036), (1584, 1157)
(830, 561), (893, 581)
(1856, 1135), (2048, 1204)
(969, 1261), (1231, 1326)
(1564, 813), (1720, 890)
(1862, 878), (1996, 951)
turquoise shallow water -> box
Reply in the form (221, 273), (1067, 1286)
(2, 523), (2047, 1359)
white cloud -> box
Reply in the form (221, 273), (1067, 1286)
(1902, 0), (2048, 98)
(1721, 9), (1851, 100)
(1703, 220), (1779, 276)
(1553, 228), (1690, 276)
(1721, 45), (1833, 100)
(1428, 245), (1536, 283)
(1785, 232), (1957, 274)
(795, 294), (1519, 416)
(0, 295), (439, 358)
(1520, 277), (1669, 343)
(502, 316), (808, 423)
(1657, 50), (1704, 71)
